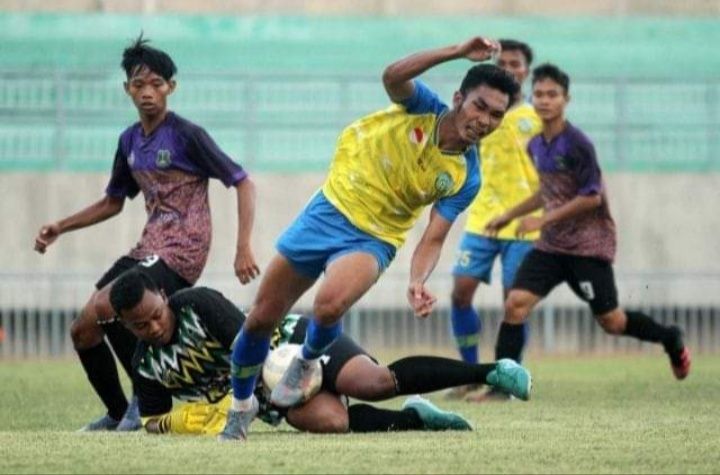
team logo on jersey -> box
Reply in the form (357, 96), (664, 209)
(434, 172), (454, 194)
(127, 151), (135, 167)
(409, 127), (425, 145)
(554, 155), (568, 170)
(517, 118), (533, 134)
(156, 149), (172, 169)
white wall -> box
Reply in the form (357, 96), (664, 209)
(1, 172), (719, 309)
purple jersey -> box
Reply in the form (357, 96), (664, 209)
(105, 112), (247, 284)
(527, 122), (616, 262)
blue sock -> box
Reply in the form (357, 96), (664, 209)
(230, 329), (271, 400)
(451, 305), (482, 364)
(302, 319), (342, 360)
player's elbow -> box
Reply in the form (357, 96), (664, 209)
(103, 196), (125, 216)
(584, 194), (602, 209)
(381, 65), (408, 102)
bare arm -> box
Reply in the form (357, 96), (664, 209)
(34, 195), (124, 254)
(516, 194), (602, 239)
(407, 209), (454, 318)
(233, 177), (260, 284)
(541, 194), (601, 226)
(382, 36), (500, 103)
(485, 191), (543, 237)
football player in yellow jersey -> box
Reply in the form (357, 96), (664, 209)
(222, 37), (520, 442)
(448, 40), (541, 401)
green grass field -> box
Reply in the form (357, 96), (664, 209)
(1, 354), (719, 474)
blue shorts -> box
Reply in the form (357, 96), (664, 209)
(276, 191), (397, 280)
(452, 233), (534, 289)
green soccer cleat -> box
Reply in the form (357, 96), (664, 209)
(401, 395), (473, 431)
(486, 359), (532, 401)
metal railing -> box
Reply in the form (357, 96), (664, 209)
(1, 303), (718, 358)
(1, 70), (719, 172)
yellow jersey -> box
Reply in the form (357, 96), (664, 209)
(322, 80), (481, 249)
(465, 102), (542, 240)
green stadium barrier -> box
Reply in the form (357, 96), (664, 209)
(1, 14), (718, 173)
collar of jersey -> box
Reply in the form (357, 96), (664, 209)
(433, 110), (469, 156)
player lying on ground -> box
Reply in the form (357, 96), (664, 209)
(33, 35), (258, 431)
(484, 63), (691, 386)
(228, 35), (520, 442)
(108, 269), (532, 435)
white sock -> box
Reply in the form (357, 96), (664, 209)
(231, 396), (254, 412)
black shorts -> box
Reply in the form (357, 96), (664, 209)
(95, 255), (191, 296)
(289, 318), (375, 394)
(512, 249), (618, 315)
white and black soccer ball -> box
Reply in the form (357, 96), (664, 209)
(261, 343), (323, 402)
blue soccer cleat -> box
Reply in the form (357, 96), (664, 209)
(401, 395), (473, 431)
(486, 358), (532, 401)
(77, 413), (120, 432)
(116, 396), (142, 432)
(217, 396), (259, 442)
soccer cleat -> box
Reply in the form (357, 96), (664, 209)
(443, 384), (481, 401)
(401, 395), (473, 431)
(217, 396), (259, 442)
(116, 396), (142, 432)
(486, 359), (532, 401)
(77, 414), (120, 432)
(664, 326), (691, 380)
(270, 355), (321, 408)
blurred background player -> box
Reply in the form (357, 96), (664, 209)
(32, 35), (259, 431)
(485, 63), (691, 384)
(447, 39), (542, 401)
(107, 269), (531, 437)
(225, 36), (520, 441)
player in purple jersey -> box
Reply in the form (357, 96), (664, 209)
(482, 64), (691, 394)
(33, 35), (259, 431)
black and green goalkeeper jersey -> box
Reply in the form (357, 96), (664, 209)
(133, 287), (305, 417)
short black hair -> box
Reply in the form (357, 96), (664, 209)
(121, 33), (177, 81)
(459, 64), (520, 109)
(499, 39), (534, 66)
(109, 268), (160, 317)
(532, 63), (570, 94)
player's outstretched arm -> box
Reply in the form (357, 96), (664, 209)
(33, 195), (124, 254)
(516, 193), (602, 238)
(233, 177), (260, 285)
(485, 191), (543, 237)
(382, 36), (501, 103)
(407, 209), (453, 318)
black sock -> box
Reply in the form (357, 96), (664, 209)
(347, 404), (423, 432)
(103, 321), (138, 379)
(495, 322), (526, 362)
(387, 356), (495, 394)
(77, 342), (128, 420)
(624, 310), (680, 353)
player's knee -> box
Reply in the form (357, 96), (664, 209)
(246, 297), (289, 333)
(504, 294), (529, 324)
(313, 298), (347, 325)
(93, 295), (115, 323)
(597, 313), (624, 335)
(70, 304), (103, 349)
(451, 288), (474, 308)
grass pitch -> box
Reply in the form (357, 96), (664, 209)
(1, 354), (719, 474)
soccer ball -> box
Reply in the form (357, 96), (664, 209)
(261, 343), (323, 402)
